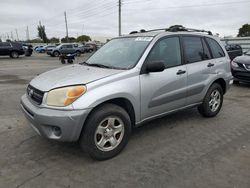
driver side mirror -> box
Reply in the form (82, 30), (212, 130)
(146, 61), (165, 73)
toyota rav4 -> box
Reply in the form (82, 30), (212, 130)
(21, 26), (233, 160)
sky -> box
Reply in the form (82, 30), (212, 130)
(0, 0), (249, 41)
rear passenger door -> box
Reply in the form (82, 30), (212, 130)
(182, 36), (214, 105)
(205, 37), (227, 75)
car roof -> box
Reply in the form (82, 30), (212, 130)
(119, 31), (216, 39)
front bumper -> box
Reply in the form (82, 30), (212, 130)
(20, 94), (91, 142)
(232, 69), (250, 83)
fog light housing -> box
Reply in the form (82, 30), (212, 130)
(52, 126), (61, 137)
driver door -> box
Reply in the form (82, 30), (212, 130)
(140, 36), (187, 121)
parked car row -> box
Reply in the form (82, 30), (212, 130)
(34, 43), (103, 56)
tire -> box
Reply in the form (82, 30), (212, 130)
(10, 51), (19, 58)
(198, 83), (223, 117)
(233, 80), (239, 84)
(80, 103), (131, 160)
(76, 51), (81, 56)
(53, 51), (60, 57)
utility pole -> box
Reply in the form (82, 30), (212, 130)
(15, 29), (19, 41)
(64, 11), (69, 42)
(11, 31), (14, 41)
(26, 26), (30, 41)
(82, 24), (84, 35)
(118, 0), (121, 36)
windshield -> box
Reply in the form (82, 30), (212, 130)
(245, 49), (250, 56)
(86, 37), (152, 69)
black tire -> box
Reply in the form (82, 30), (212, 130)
(53, 51), (60, 57)
(80, 103), (131, 160)
(76, 51), (81, 56)
(233, 80), (239, 84)
(67, 59), (73, 64)
(198, 83), (223, 117)
(10, 51), (19, 58)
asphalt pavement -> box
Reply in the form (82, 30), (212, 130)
(0, 53), (249, 188)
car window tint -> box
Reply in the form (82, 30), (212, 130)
(206, 38), (225, 58)
(183, 36), (204, 63)
(201, 38), (211, 60)
(64, 45), (71, 48)
(147, 37), (182, 68)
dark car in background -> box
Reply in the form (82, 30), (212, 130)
(48, 43), (84, 57)
(231, 49), (250, 84)
(0, 42), (25, 58)
(225, 44), (243, 60)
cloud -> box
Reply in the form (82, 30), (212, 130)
(0, 0), (249, 40)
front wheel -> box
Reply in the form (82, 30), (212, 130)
(198, 83), (223, 117)
(80, 104), (131, 160)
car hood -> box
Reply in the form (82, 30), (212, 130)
(234, 55), (250, 65)
(30, 64), (124, 91)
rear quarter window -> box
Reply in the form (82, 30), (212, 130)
(206, 38), (225, 58)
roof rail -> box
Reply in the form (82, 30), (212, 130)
(129, 25), (213, 35)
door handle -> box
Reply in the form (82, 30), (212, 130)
(207, 63), (214, 67)
(176, 70), (186, 75)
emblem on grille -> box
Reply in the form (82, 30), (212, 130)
(28, 89), (34, 97)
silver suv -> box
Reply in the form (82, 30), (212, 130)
(21, 27), (233, 160)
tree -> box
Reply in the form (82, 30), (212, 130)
(237, 24), (250, 37)
(61, 36), (76, 43)
(49, 37), (60, 43)
(76, 35), (91, 42)
(37, 24), (48, 43)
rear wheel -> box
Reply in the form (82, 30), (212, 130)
(80, 104), (131, 160)
(10, 51), (19, 58)
(53, 51), (60, 57)
(198, 83), (223, 117)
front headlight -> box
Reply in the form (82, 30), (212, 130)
(46, 85), (86, 107)
(231, 61), (239, 68)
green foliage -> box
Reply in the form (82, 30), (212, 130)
(27, 38), (43, 43)
(61, 37), (77, 43)
(76, 35), (91, 42)
(49, 37), (60, 43)
(37, 24), (48, 43)
(237, 24), (250, 37)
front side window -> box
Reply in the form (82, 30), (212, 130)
(183, 36), (205, 63)
(146, 37), (182, 68)
(206, 37), (225, 58)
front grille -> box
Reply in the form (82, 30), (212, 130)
(233, 71), (250, 81)
(27, 85), (44, 105)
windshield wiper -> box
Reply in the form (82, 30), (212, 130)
(87, 63), (115, 69)
(79, 61), (89, 65)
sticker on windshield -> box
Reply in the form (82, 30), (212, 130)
(135, 37), (153, 41)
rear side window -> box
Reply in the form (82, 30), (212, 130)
(0, 42), (11, 47)
(206, 38), (225, 58)
(147, 37), (182, 68)
(183, 37), (205, 63)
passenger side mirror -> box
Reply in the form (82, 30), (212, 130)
(146, 61), (165, 73)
